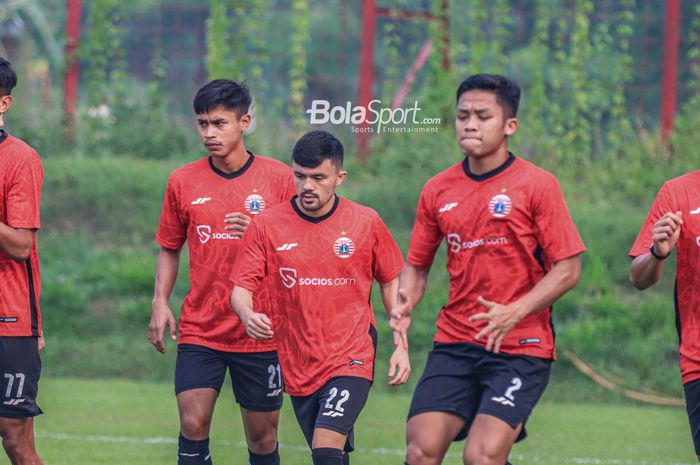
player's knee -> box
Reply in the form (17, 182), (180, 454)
(179, 415), (211, 439)
(246, 430), (278, 455)
(463, 447), (502, 465)
(2, 434), (33, 461)
(406, 440), (440, 465)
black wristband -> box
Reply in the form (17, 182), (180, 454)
(649, 244), (670, 260)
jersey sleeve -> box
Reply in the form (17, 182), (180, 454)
(371, 214), (405, 283)
(6, 153), (43, 229)
(532, 175), (586, 263)
(407, 185), (443, 267)
(155, 177), (186, 250)
(629, 182), (674, 258)
(233, 219), (269, 292)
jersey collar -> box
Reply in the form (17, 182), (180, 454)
(208, 150), (254, 179)
(462, 152), (516, 182)
(0, 130), (7, 146)
(291, 194), (340, 223)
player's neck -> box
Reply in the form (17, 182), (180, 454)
(295, 195), (337, 218)
(211, 146), (250, 174)
(467, 147), (510, 176)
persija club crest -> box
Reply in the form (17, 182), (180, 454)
(489, 194), (512, 218)
(333, 237), (355, 258)
(245, 194), (265, 214)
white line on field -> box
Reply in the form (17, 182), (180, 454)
(36, 432), (694, 465)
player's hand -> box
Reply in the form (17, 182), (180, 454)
(469, 296), (525, 354)
(224, 212), (252, 237)
(149, 300), (177, 354)
(37, 335), (45, 353)
(242, 311), (274, 340)
(388, 346), (411, 386)
(652, 211), (683, 258)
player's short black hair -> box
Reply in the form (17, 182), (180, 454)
(0, 57), (18, 97)
(193, 79), (251, 117)
(456, 74), (521, 118)
(292, 130), (344, 169)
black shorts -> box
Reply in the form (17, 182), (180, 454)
(684, 378), (700, 454)
(408, 342), (551, 443)
(0, 337), (42, 418)
(290, 376), (372, 453)
(175, 343), (283, 412)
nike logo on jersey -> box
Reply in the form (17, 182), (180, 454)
(191, 197), (212, 205)
(276, 243), (298, 251)
(691, 207), (700, 215)
(438, 202), (459, 213)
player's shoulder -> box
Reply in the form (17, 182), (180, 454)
(253, 198), (295, 224)
(512, 157), (558, 185)
(251, 153), (292, 173)
(423, 161), (464, 190)
(168, 156), (209, 182)
(662, 170), (700, 192)
(2, 134), (41, 165)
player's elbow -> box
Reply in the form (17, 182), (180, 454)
(7, 243), (32, 262)
(629, 272), (652, 291)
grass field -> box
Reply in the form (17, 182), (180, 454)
(3, 377), (692, 465)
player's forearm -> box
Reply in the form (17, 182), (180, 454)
(511, 254), (581, 319)
(629, 253), (665, 290)
(379, 278), (399, 318)
(0, 222), (35, 262)
(231, 286), (254, 320)
(398, 263), (430, 315)
(152, 247), (180, 305)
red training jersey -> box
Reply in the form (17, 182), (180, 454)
(156, 153), (295, 352)
(234, 196), (405, 396)
(408, 154), (585, 360)
(629, 170), (700, 384)
(0, 130), (43, 337)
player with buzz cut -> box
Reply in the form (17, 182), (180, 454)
(629, 169), (700, 461)
(232, 130), (411, 465)
(149, 79), (296, 465)
(398, 74), (586, 465)
(0, 57), (45, 465)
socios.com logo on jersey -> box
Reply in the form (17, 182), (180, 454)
(196, 225), (239, 244)
(278, 267), (356, 289)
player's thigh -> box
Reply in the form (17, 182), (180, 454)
(463, 414), (521, 465)
(406, 411), (466, 463)
(476, 352), (551, 444)
(240, 408), (280, 441)
(291, 377), (371, 452)
(0, 337), (42, 420)
(683, 378), (700, 457)
(226, 351), (283, 412)
(408, 343), (482, 444)
(174, 344), (228, 395)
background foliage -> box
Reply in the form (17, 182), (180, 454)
(2, 0), (699, 401)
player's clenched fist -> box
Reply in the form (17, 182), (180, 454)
(652, 211), (683, 258)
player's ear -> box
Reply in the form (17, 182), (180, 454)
(0, 94), (13, 114)
(238, 113), (251, 131)
(504, 117), (518, 136)
(335, 170), (348, 187)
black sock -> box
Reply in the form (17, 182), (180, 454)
(178, 434), (213, 465)
(249, 444), (280, 465)
(311, 447), (344, 465)
(343, 450), (350, 465)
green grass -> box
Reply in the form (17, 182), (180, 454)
(7, 377), (693, 465)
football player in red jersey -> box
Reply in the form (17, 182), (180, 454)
(399, 74), (585, 465)
(0, 57), (45, 465)
(629, 170), (700, 461)
(232, 130), (410, 465)
(149, 79), (295, 465)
